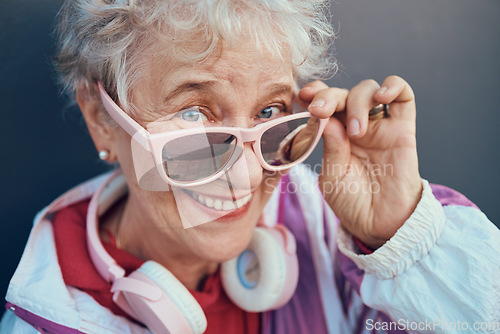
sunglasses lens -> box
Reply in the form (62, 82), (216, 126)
(162, 133), (238, 182)
(261, 116), (320, 167)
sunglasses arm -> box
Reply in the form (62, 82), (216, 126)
(97, 82), (151, 151)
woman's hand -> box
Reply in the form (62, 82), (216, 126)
(298, 76), (422, 249)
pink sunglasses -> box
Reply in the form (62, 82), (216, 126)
(97, 82), (328, 187)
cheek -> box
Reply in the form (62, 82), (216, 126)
(114, 131), (136, 182)
(132, 187), (182, 231)
(115, 129), (169, 192)
(113, 130), (182, 227)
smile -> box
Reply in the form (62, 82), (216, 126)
(185, 191), (253, 211)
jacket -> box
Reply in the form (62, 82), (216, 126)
(1, 165), (499, 333)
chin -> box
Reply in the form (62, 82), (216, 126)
(189, 229), (253, 263)
(187, 207), (261, 262)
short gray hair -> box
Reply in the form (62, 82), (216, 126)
(55, 0), (336, 111)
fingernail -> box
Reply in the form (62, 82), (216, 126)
(309, 99), (325, 108)
(348, 118), (360, 136)
(378, 86), (388, 95)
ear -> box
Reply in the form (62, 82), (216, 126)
(77, 83), (118, 162)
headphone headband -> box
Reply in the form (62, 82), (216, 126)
(86, 169), (128, 282)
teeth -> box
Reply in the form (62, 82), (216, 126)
(204, 196), (214, 208)
(235, 194), (252, 209)
(189, 192), (253, 211)
(223, 200), (236, 210)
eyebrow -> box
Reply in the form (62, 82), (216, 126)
(263, 83), (294, 99)
(162, 80), (294, 106)
(162, 80), (219, 103)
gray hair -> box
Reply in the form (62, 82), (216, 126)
(55, 0), (336, 111)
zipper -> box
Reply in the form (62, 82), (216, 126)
(5, 302), (84, 334)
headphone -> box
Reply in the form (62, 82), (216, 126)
(86, 170), (299, 334)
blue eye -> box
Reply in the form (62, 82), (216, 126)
(257, 106), (280, 119)
(178, 108), (208, 122)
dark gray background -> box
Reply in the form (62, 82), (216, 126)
(1, 0), (499, 316)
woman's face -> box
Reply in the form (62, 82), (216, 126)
(112, 43), (295, 263)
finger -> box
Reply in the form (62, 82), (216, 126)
(374, 76), (416, 121)
(321, 117), (350, 179)
(346, 79), (380, 138)
(307, 87), (349, 119)
(297, 81), (330, 103)
(374, 75), (415, 104)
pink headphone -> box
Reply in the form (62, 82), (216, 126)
(86, 170), (299, 334)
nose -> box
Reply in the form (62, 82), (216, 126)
(222, 142), (263, 191)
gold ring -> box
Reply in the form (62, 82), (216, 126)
(369, 104), (390, 120)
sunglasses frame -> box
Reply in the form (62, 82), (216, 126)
(97, 82), (328, 187)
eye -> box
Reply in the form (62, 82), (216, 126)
(177, 107), (209, 123)
(256, 106), (281, 119)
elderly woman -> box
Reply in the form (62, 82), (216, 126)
(1, 0), (499, 333)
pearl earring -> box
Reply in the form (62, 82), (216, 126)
(99, 150), (110, 160)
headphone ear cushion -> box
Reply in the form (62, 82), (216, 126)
(220, 227), (299, 312)
(124, 261), (207, 334)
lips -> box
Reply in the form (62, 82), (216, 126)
(184, 190), (253, 211)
